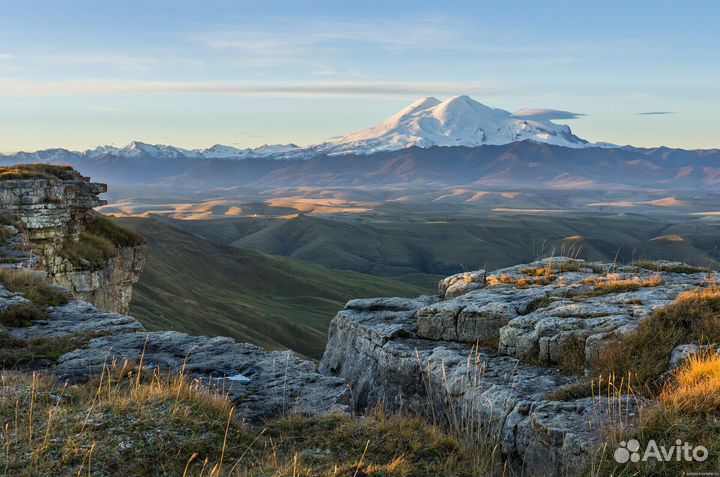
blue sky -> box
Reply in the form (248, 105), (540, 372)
(1, 0), (718, 152)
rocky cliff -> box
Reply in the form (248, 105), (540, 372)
(0, 165), (146, 313)
(320, 257), (714, 476)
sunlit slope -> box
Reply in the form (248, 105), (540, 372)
(118, 217), (426, 359)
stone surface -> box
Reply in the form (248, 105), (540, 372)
(438, 269), (486, 299)
(1, 282), (349, 424)
(320, 257), (711, 477)
(320, 294), (644, 476)
(0, 175), (146, 313)
(56, 331), (350, 423)
(667, 343), (720, 371)
(8, 300), (144, 341)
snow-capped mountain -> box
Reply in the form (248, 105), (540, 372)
(82, 142), (304, 160)
(316, 95), (591, 155)
(1, 96), (603, 163)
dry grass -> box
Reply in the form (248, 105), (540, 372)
(576, 274), (662, 299)
(631, 260), (711, 274)
(594, 353), (720, 476)
(0, 364), (497, 477)
(0, 268), (70, 308)
(591, 287), (720, 395)
(0, 164), (83, 181)
(486, 273), (555, 287)
(661, 352), (720, 414)
(61, 216), (144, 269)
(0, 269), (70, 326)
(0, 332), (97, 368)
(0, 302), (46, 327)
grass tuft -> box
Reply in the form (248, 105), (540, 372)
(0, 331), (97, 367)
(0, 367), (500, 477)
(576, 274), (662, 299)
(631, 260), (711, 274)
(595, 353), (720, 477)
(0, 164), (83, 181)
(61, 216), (144, 269)
(0, 302), (46, 327)
(591, 287), (720, 395)
(0, 268), (70, 308)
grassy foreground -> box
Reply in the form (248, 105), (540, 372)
(0, 369), (504, 477)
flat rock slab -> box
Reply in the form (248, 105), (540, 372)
(9, 301), (144, 340)
(57, 330), (350, 423)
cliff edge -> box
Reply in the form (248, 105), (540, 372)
(0, 164), (146, 313)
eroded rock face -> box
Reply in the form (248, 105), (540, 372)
(0, 177), (106, 256)
(49, 244), (147, 314)
(320, 257), (711, 476)
(0, 175), (145, 313)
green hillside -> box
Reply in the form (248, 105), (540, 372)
(118, 217), (427, 359)
(166, 213), (720, 289)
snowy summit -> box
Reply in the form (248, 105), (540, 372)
(317, 95), (592, 155)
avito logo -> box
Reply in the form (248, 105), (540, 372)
(614, 439), (708, 463)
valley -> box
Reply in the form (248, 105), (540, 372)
(114, 192), (720, 360)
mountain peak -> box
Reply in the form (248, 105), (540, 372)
(318, 95), (591, 155)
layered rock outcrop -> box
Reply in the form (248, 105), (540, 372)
(0, 169), (146, 313)
(320, 257), (711, 476)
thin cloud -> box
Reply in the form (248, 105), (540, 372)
(638, 111), (676, 115)
(0, 54), (13, 60)
(0, 79), (510, 98)
(511, 108), (585, 120)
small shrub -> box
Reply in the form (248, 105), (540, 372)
(61, 216), (144, 269)
(0, 331), (95, 367)
(0, 268), (69, 308)
(0, 302), (46, 327)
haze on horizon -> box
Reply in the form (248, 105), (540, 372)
(1, 0), (718, 153)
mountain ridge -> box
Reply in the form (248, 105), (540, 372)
(1, 95), (612, 161)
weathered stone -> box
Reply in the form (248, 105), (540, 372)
(0, 175), (146, 313)
(8, 300), (144, 341)
(57, 330), (350, 423)
(667, 343), (720, 371)
(320, 258), (712, 476)
(319, 296), (644, 476)
(438, 270), (486, 299)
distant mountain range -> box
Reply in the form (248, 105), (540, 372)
(1, 96), (719, 190)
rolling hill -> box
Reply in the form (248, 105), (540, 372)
(117, 217), (426, 359)
(160, 211), (720, 289)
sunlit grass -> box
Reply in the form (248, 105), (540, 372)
(0, 362), (501, 476)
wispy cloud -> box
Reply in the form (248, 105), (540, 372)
(187, 17), (458, 67)
(33, 52), (205, 72)
(0, 53), (14, 60)
(638, 111), (676, 115)
(512, 108), (585, 120)
(0, 79), (510, 98)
